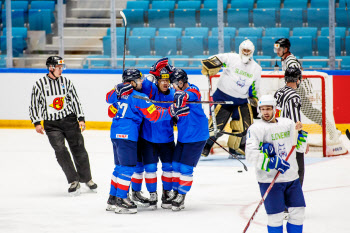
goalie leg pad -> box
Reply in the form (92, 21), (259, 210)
(227, 103), (254, 155)
(202, 104), (232, 156)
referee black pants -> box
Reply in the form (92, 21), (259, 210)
(296, 152), (305, 187)
(44, 114), (92, 184)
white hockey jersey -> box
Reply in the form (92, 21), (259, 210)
(213, 53), (262, 99)
(246, 118), (300, 183)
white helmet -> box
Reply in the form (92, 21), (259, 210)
(239, 39), (255, 64)
(258, 95), (276, 122)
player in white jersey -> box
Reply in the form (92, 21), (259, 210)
(201, 39), (262, 158)
(246, 95), (308, 233)
(274, 38), (342, 141)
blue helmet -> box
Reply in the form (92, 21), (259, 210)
(122, 69), (143, 82)
(169, 68), (188, 84)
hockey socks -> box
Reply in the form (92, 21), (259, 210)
(131, 162), (144, 192)
(267, 225), (283, 233)
(172, 162), (181, 191)
(286, 222), (303, 233)
(161, 163), (173, 191)
(109, 164), (121, 196)
(116, 166), (134, 198)
(144, 164), (157, 192)
(178, 164), (194, 195)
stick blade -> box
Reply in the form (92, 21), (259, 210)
(120, 11), (127, 26)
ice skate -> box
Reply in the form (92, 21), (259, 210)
(86, 180), (98, 192)
(106, 195), (117, 211)
(131, 189), (150, 207)
(149, 192), (158, 210)
(68, 181), (80, 196)
(172, 193), (186, 211)
(115, 196), (137, 214)
(201, 144), (211, 157)
(161, 189), (177, 209)
(228, 148), (245, 160)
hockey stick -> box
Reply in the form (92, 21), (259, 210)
(209, 138), (248, 171)
(209, 128), (247, 137)
(120, 11), (127, 72)
(243, 143), (297, 233)
(346, 129), (350, 141)
(133, 95), (234, 105)
(207, 74), (219, 137)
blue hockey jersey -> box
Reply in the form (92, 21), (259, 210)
(176, 83), (209, 143)
(140, 79), (176, 143)
(106, 88), (172, 142)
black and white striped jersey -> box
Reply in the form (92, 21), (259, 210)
(29, 75), (85, 124)
(274, 86), (301, 123)
(282, 53), (313, 97)
(281, 53), (301, 71)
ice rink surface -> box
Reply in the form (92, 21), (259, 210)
(1, 129), (350, 233)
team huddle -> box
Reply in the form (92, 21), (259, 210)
(30, 38), (308, 233)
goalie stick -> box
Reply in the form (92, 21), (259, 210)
(243, 130), (298, 233)
(133, 95), (234, 105)
(209, 138), (248, 171)
(209, 128), (247, 137)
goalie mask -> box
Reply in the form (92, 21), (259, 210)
(258, 95), (276, 122)
(285, 67), (302, 87)
(239, 39), (255, 64)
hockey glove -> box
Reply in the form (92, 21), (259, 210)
(261, 143), (276, 157)
(115, 83), (133, 99)
(174, 91), (189, 108)
(169, 105), (190, 118)
(296, 130), (308, 152)
(201, 56), (223, 76)
(150, 57), (168, 76)
(165, 63), (176, 74)
(268, 155), (290, 174)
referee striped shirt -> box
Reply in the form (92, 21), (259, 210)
(29, 75), (85, 125)
(274, 86), (301, 123)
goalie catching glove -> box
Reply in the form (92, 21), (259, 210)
(201, 56), (223, 76)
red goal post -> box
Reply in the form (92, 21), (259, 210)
(209, 71), (348, 157)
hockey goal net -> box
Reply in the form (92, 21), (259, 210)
(209, 71), (348, 157)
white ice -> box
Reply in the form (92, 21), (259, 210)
(1, 129), (350, 233)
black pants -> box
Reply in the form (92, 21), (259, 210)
(296, 152), (305, 187)
(44, 114), (92, 184)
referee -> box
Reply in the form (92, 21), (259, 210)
(274, 67), (306, 188)
(29, 56), (97, 195)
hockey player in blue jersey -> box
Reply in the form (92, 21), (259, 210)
(130, 58), (177, 209)
(169, 69), (209, 211)
(105, 68), (190, 214)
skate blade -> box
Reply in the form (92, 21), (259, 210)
(133, 201), (150, 207)
(68, 189), (81, 197)
(115, 207), (137, 214)
(161, 203), (172, 209)
(149, 205), (157, 210)
(171, 205), (185, 211)
(106, 205), (116, 211)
